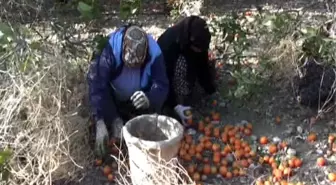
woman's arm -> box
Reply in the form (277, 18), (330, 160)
(87, 45), (119, 122)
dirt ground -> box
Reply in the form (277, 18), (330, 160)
(51, 1), (336, 185)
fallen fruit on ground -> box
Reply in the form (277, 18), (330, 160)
(316, 157), (327, 167)
(275, 116), (281, 124)
(107, 173), (114, 182)
(95, 159), (103, 166)
(328, 173), (336, 182)
(103, 166), (112, 176)
(268, 144), (278, 154)
(260, 136), (269, 145)
(192, 172), (201, 181)
(307, 132), (317, 143)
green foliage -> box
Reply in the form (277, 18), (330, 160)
(299, 26), (336, 64)
(119, 0), (142, 20)
(0, 22), (14, 52)
(0, 149), (12, 182)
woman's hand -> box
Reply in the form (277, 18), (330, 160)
(174, 104), (192, 126)
(95, 120), (109, 158)
(130, 91), (150, 109)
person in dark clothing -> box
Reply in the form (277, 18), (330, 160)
(157, 16), (217, 126)
(87, 25), (169, 157)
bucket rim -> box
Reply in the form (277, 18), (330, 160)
(122, 114), (184, 150)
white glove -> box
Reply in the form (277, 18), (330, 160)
(130, 91), (150, 109)
(112, 117), (124, 139)
(174, 104), (192, 126)
(95, 120), (109, 157)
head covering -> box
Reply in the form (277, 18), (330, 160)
(176, 16), (211, 52)
(122, 26), (148, 67)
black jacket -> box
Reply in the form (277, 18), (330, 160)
(157, 16), (216, 108)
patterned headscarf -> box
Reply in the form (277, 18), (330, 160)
(122, 26), (148, 67)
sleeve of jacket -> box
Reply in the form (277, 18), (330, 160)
(145, 53), (170, 113)
(197, 52), (217, 95)
(87, 44), (119, 122)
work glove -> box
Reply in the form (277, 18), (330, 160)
(174, 104), (192, 126)
(95, 120), (109, 158)
(112, 117), (124, 140)
(130, 91), (150, 109)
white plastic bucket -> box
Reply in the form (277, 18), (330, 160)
(122, 114), (184, 185)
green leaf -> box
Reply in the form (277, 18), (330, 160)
(0, 149), (12, 165)
(0, 23), (14, 38)
(78, 1), (93, 12)
(1, 169), (10, 181)
(77, 1), (94, 19)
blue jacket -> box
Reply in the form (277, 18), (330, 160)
(87, 27), (169, 122)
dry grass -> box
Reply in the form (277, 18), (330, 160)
(0, 40), (93, 184)
(262, 37), (301, 81)
(111, 142), (194, 185)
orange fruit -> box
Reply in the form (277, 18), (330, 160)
(211, 166), (218, 174)
(328, 134), (335, 144)
(203, 164), (211, 175)
(283, 167), (292, 176)
(328, 172), (336, 182)
(239, 169), (246, 176)
(195, 153), (202, 160)
(279, 180), (288, 185)
(246, 123), (253, 129)
(212, 143), (221, 152)
(212, 100), (218, 106)
(221, 159), (228, 166)
(185, 135), (193, 144)
(263, 155), (270, 163)
(244, 128), (252, 136)
(187, 118), (193, 125)
(316, 157), (327, 167)
(268, 144), (278, 154)
(293, 158), (302, 168)
(103, 166), (112, 176)
(213, 154), (221, 163)
(195, 144), (204, 153)
(184, 154), (192, 161)
(233, 169), (239, 177)
(107, 173), (114, 182)
(275, 116), (281, 124)
(198, 120), (205, 132)
(179, 148), (186, 157)
(273, 169), (283, 180)
(235, 150), (244, 159)
(240, 159), (249, 168)
(226, 171), (233, 179)
(271, 162), (278, 169)
(192, 172), (201, 181)
(204, 128), (212, 136)
(219, 166), (228, 177)
(280, 141), (288, 149)
(188, 148), (196, 155)
(256, 180), (264, 185)
(260, 136), (268, 145)
(187, 165), (196, 174)
(95, 159), (103, 166)
(205, 141), (212, 150)
(212, 112), (221, 121)
(288, 158), (295, 168)
(307, 132), (317, 143)
(213, 127), (221, 138)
